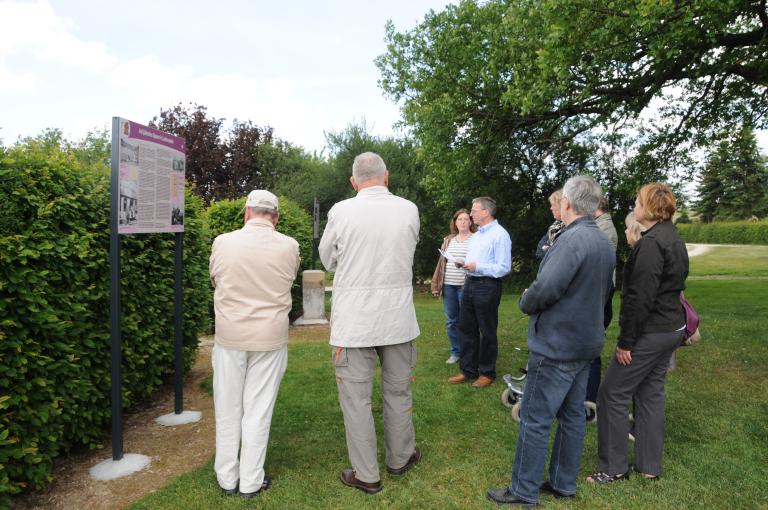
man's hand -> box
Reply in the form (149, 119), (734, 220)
(615, 347), (632, 366)
(463, 261), (477, 272)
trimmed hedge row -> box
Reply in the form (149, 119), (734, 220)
(0, 140), (210, 505)
(206, 196), (313, 319)
(677, 221), (768, 245)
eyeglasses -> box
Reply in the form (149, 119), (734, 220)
(470, 208), (484, 213)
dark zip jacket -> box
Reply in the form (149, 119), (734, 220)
(618, 220), (689, 350)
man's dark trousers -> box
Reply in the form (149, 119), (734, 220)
(458, 276), (502, 379)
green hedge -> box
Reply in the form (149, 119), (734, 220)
(0, 140), (210, 505)
(677, 220), (768, 245)
(206, 196), (313, 319)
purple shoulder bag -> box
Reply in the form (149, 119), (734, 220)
(680, 292), (701, 346)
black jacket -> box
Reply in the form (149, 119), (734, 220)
(618, 221), (689, 350)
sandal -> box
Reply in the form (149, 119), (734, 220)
(586, 471), (630, 484)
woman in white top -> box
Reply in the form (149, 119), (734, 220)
(431, 209), (476, 363)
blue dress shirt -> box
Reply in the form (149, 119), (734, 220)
(464, 219), (512, 278)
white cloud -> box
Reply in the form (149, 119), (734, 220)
(0, 0), (116, 71)
(0, 61), (41, 94)
(0, 0), (440, 150)
(0, 0), (384, 150)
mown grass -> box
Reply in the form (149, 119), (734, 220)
(688, 244), (768, 278)
(132, 250), (768, 509)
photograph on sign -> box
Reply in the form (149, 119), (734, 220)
(116, 118), (186, 234)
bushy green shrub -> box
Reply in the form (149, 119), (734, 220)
(677, 221), (768, 245)
(0, 139), (210, 505)
(206, 196), (313, 318)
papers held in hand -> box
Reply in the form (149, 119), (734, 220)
(438, 249), (464, 267)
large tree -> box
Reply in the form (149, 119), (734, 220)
(376, 0), (766, 273)
(378, 0), (767, 152)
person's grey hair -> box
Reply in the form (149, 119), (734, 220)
(562, 175), (602, 216)
(472, 197), (497, 217)
(248, 206), (278, 216)
(352, 152), (387, 183)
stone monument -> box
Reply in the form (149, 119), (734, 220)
(293, 269), (329, 326)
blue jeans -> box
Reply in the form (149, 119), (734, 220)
(509, 353), (590, 503)
(443, 284), (463, 358)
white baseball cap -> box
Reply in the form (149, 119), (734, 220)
(245, 190), (278, 210)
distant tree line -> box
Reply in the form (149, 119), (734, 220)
(696, 126), (768, 222)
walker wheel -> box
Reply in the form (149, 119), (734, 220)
(511, 402), (521, 422)
(584, 401), (597, 423)
(501, 388), (517, 408)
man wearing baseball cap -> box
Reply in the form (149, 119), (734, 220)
(209, 189), (300, 498)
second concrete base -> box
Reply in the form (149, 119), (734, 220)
(155, 410), (202, 426)
(89, 453), (151, 481)
(293, 316), (328, 326)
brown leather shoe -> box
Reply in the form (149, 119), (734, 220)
(448, 373), (470, 384)
(472, 375), (494, 388)
(340, 469), (382, 494)
(387, 447), (422, 475)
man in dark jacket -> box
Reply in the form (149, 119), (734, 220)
(487, 175), (615, 506)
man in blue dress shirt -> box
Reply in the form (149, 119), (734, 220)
(448, 197), (512, 388)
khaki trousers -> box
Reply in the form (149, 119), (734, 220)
(333, 341), (417, 483)
(213, 344), (287, 493)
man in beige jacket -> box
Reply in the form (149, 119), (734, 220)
(319, 152), (421, 495)
(209, 190), (299, 498)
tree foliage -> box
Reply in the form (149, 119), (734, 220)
(150, 104), (274, 204)
(375, 0), (766, 274)
(378, 0), (768, 151)
(696, 126), (768, 221)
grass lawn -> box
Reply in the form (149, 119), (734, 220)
(131, 250), (768, 509)
(688, 244), (768, 278)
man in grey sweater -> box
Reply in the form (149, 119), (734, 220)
(487, 175), (615, 506)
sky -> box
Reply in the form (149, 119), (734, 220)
(0, 0), (450, 153)
(1, 0), (765, 156)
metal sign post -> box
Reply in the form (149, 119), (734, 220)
(173, 232), (184, 414)
(109, 117), (123, 461)
(312, 196), (320, 269)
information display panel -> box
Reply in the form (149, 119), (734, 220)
(116, 118), (185, 234)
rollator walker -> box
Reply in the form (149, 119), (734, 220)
(500, 347), (598, 424)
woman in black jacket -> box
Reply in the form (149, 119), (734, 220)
(587, 183), (689, 483)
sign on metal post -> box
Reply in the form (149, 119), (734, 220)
(106, 117), (188, 467)
(116, 118), (186, 235)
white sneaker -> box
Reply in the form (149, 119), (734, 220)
(446, 355), (460, 364)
